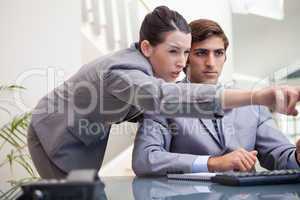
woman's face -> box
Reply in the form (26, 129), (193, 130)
(145, 31), (191, 82)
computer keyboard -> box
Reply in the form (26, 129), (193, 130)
(211, 169), (300, 186)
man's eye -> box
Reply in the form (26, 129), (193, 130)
(169, 50), (178, 53)
(215, 50), (225, 57)
(195, 51), (206, 56)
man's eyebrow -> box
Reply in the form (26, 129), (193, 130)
(193, 48), (225, 52)
(193, 48), (208, 52)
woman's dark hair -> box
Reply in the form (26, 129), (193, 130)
(139, 6), (190, 47)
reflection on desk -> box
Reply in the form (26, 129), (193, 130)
(128, 177), (300, 200)
(15, 176), (300, 200)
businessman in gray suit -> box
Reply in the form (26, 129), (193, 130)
(132, 19), (300, 176)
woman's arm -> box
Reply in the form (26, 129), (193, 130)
(223, 86), (300, 116)
(104, 69), (223, 118)
(104, 69), (299, 118)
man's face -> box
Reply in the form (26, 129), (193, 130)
(188, 36), (226, 84)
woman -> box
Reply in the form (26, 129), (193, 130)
(28, 6), (299, 178)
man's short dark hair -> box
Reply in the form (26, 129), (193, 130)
(189, 19), (229, 49)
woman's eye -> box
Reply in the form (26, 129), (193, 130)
(169, 50), (178, 53)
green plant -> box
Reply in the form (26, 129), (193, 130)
(0, 84), (37, 199)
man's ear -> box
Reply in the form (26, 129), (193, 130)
(140, 40), (153, 58)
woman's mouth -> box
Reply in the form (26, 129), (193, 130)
(171, 71), (181, 78)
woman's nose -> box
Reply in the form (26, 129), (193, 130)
(176, 54), (187, 68)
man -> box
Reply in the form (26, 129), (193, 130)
(132, 19), (300, 175)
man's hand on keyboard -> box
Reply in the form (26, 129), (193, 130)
(296, 139), (300, 164)
(208, 148), (258, 172)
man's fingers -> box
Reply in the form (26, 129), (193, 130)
(235, 151), (252, 171)
(240, 152), (254, 168)
(243, 149), (257, 163)
(250, 150), (258, 157)
(230, 149), (258, 172)
(240, 157), (252, 171)
(235, 160), (247, 172)
(235, 150), (258, 172)
(248, 151), (258, 169)
(244, 152), (257, 170)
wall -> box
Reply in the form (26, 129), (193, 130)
(0, 0), (80, 190)
(0, 0), (81, 115)
(233, 0), (300, 80)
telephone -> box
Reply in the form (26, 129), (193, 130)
(17, 169), (107, 200)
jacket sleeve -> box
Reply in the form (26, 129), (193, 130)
(255, 106), (299, 170)
(103, 68), (223, 118)
(132, 114), (199, 176)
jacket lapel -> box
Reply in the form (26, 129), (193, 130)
(221, 109), (237, 148)
(199, 119), (223, 148)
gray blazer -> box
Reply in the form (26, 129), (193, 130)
(132, 106), (299, 176)
(29, 43), (223, 172)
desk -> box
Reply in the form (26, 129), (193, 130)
(100, 176), (300, 200)
(8, 176), (300, 199)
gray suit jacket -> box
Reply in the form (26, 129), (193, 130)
(132, 106), (299, 176)
(30, 43), (224, 172)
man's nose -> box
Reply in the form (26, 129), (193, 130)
(205, 53), (216, 66)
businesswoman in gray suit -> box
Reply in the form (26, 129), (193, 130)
(27, 6), (300, 178)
